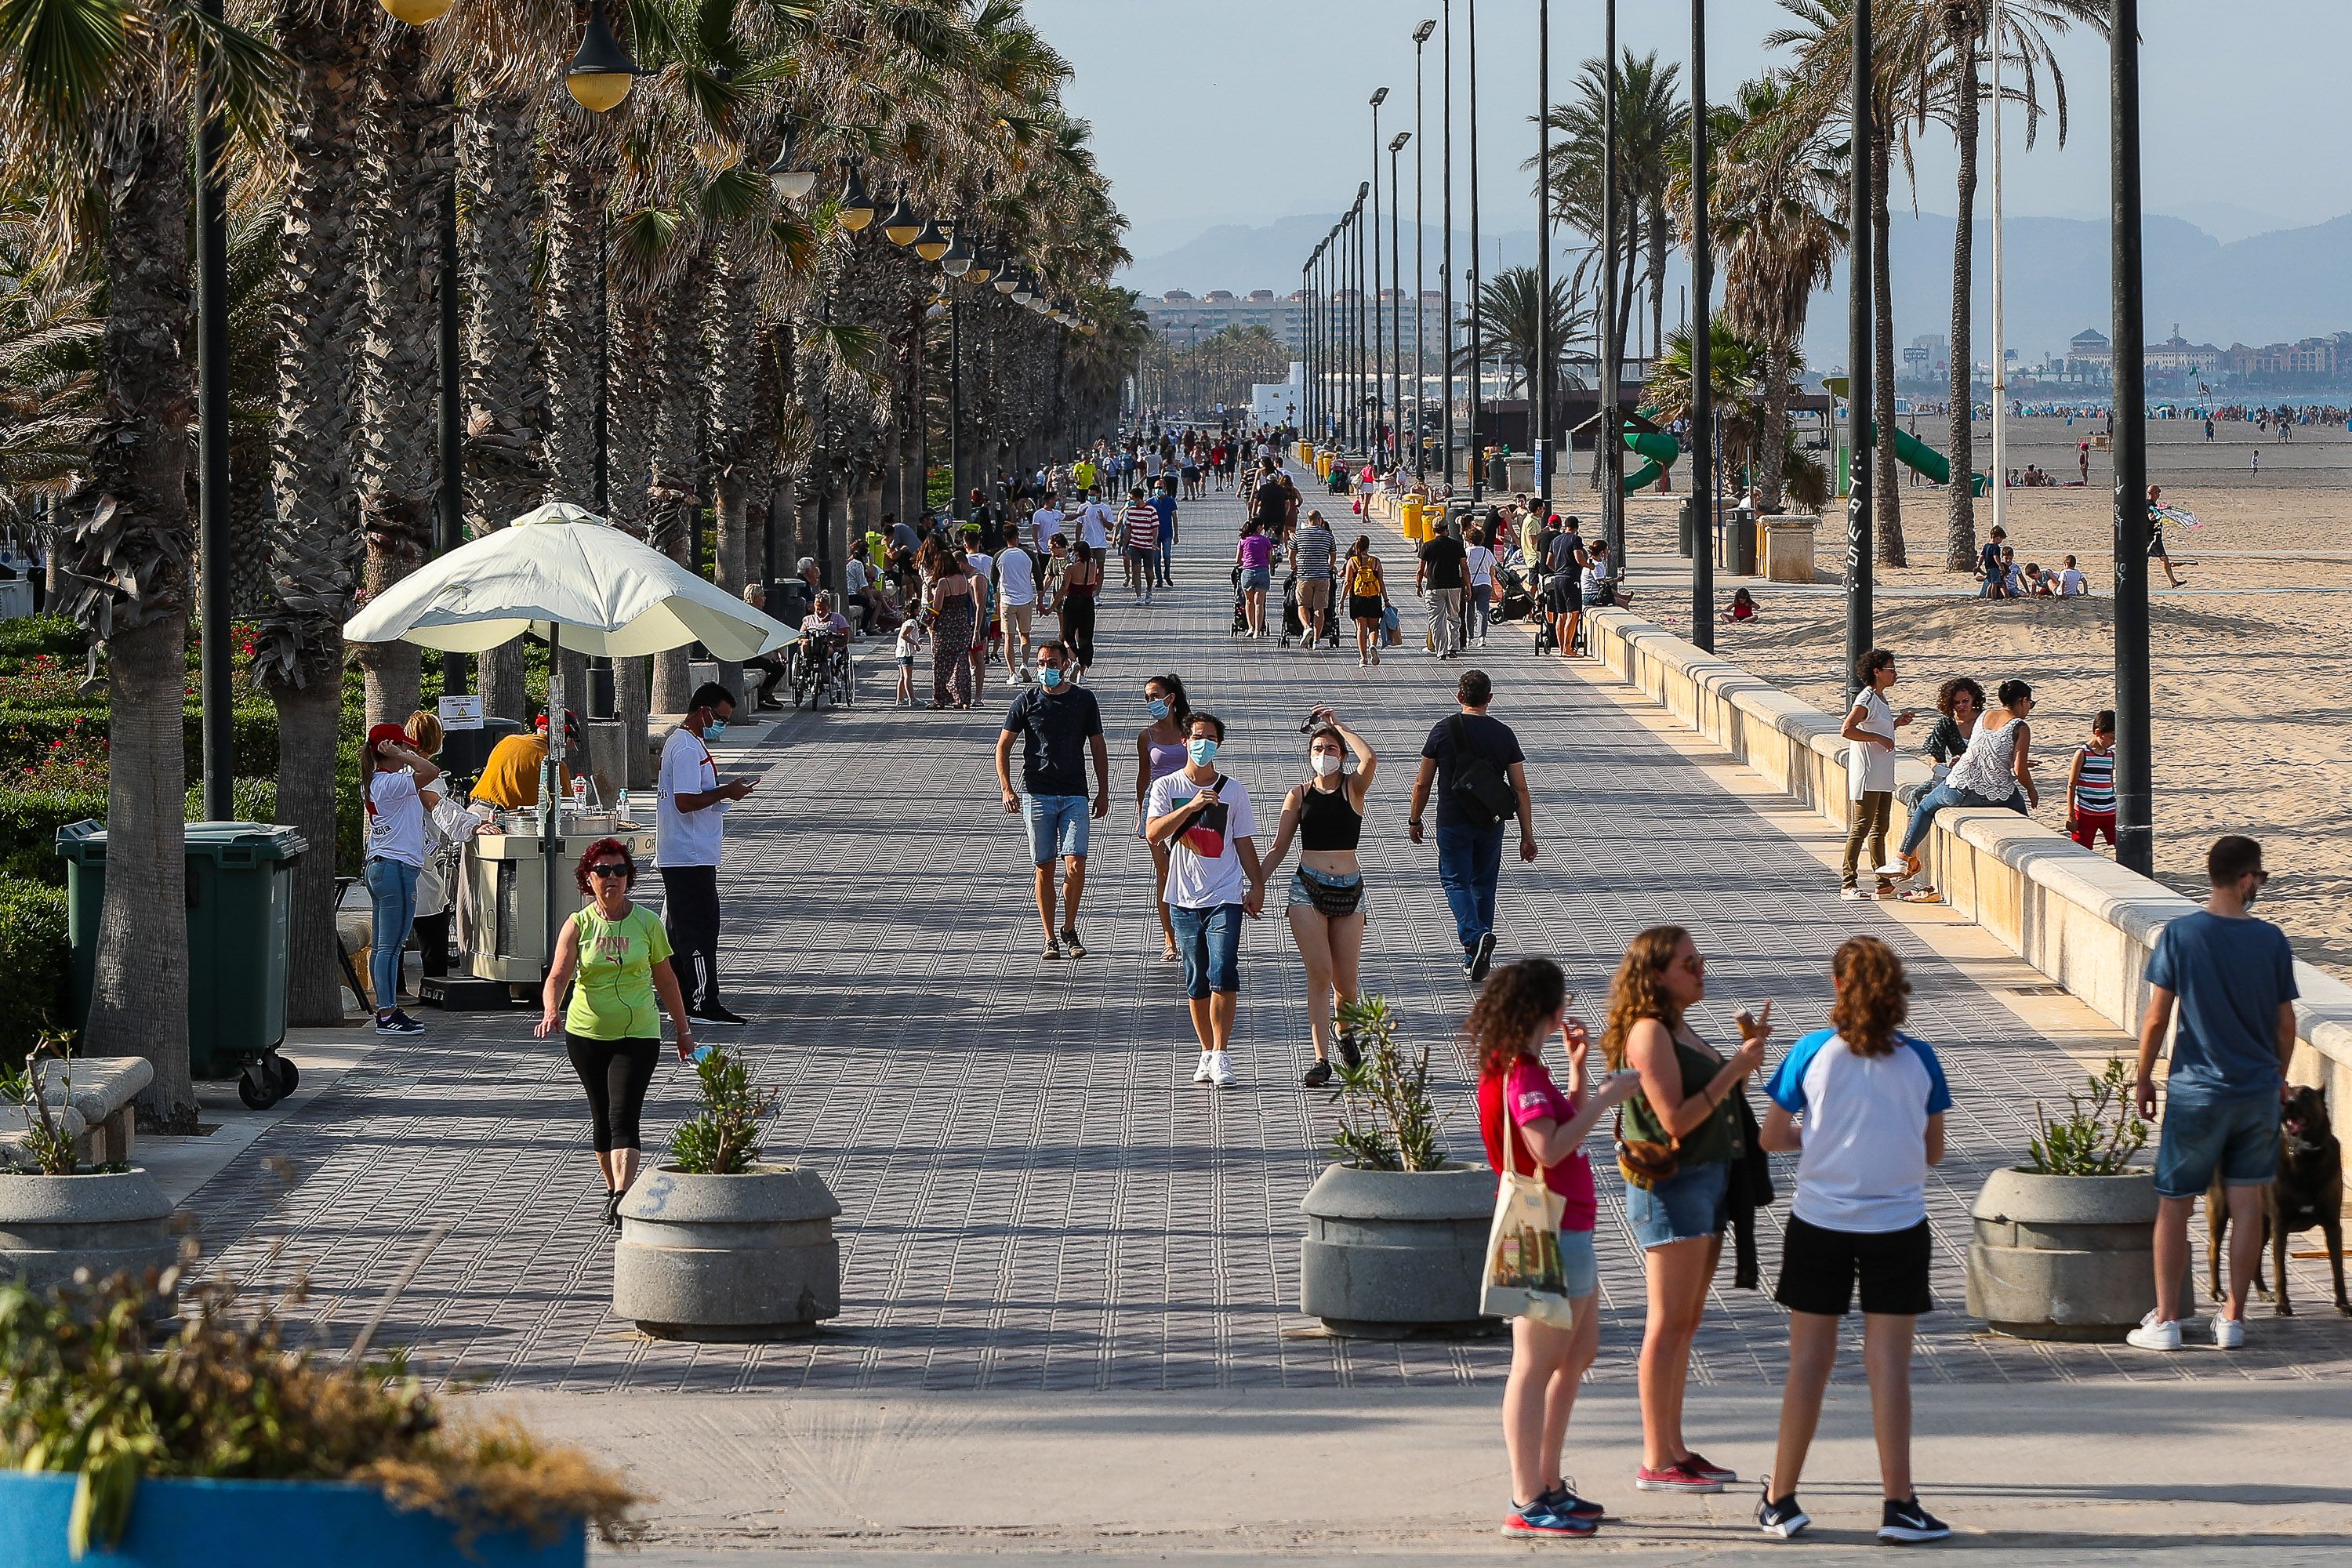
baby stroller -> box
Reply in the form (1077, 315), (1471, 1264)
(1494, 561), (1537, 626)
(1229, 565), (1249, 636)
(1530, 567), (1559, 655)
(1278, 574), (1301, 646)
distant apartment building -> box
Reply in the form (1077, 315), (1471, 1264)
(2223, 335), (2342, 379)
(2146, 325), (2223, 378)
(1141, 287), (1446, 352)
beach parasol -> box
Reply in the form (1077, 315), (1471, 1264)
(347, 502), (791, 969)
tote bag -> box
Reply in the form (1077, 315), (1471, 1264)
(1479, 1087), (1576, 1327)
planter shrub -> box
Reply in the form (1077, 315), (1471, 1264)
(0, 879), (68, 1046)
(0, 788), (107, 886)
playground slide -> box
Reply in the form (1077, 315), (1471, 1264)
(1621, 423), (1681, 495)
(1871, 421), (1990, 497)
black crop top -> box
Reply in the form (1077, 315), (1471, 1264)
(1298, 782), (1363, 851)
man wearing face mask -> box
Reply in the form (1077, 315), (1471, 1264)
(657, 684), (757, 1024)
(1144, 713), (1268, 1090)
(997, 641), (1111, 960)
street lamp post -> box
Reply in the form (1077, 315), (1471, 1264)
(1600, 0), (1621, 567)
(1466, 0), (1482, 501)
(1689, 0), (1715, 651)
(1370, 88), (1388, 466)
(1845, 0), (1874, 699)
(195, 0), (230, 820)
(2111, 0), (2152, 873)
(437, 113), (463, 695)
(1414, 19), (1435, 478)
(1390, 129), (1408, 477)
(1440, 0), (1457, 493)
(1534, 0), (1552, 511)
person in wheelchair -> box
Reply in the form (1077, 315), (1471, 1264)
(797, 593), (854, 681)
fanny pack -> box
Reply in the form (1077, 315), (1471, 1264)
(1297, 867), (1364, 918)
(1613, 1105), (1681, 1191)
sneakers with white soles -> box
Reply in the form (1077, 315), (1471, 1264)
(2214, 1314), (2245, 1349)
(1192, 1050), (1214, 1083)
(1207, 1051), (1237, 1089)
(2125, 1310), (2183, 1352)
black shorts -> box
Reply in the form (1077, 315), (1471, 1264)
(1774, 1214), (1934, 1317)
(1544, 576), (1582, 615)
(1349, 593), (1383, 622)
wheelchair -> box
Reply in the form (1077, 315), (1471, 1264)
(789, 634), (855, 710)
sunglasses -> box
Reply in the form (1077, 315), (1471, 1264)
(589, 863), (631, 878)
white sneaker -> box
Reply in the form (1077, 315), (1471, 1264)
(1192, 1050), (1214, 1083)
(2125, 1311), (2183, 1352)
(2213, 1314), (2245, 1349)
(1207, 1051), (1237, 1089)
(1874, 859), (1911, 879)
(1841, 886), (1869, 901)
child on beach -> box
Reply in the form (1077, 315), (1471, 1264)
(1722, 587), (1759, 625)
(2067, 710), (2118, 851)
(2057, 555), (2088, 596)
(893, 617), (927, 707)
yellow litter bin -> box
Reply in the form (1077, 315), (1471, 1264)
(1401, 497), (1425, 542)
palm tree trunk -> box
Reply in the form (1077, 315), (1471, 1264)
(1757, 337), (1793, 513)
(1944, 16), (1982, 573)
(459, 93), (546, 723)
(647, 262), (706, 718)
(1871, 127), (1906, 566)
(260, 0), (368, 1029)
(59, 106), (196, 1123)
(354, 31), (449, 730)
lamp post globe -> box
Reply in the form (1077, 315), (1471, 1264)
(837, 165), (877, 231)
(941, 228), (974, 276)
(913, 216), (950, 263)
(880, 187), (922, 247)
(764, 129), (817, 200)
(966, 247), (996, 285)
(994, 267), (1021, 297)
(565, 0), (636, 113)
(379, 0), (452, 23)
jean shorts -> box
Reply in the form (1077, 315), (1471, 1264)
(1022, 793), (1090, 865)
(1240, 566), (1272, 592)
(1287, 866), (1365, 909)
(1559, 1226), (1599, 1300)
(1169, 902), (1242, 998)
(2153, 1092), (2279, 1198)
(1624, 1159), (1730, 1250)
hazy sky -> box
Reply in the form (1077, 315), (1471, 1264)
(1028, 0), (2351, 260)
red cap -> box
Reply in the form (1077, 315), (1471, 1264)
(365, 722), (409, 755)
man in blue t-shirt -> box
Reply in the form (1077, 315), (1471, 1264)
(2128, 834), (2299, 1353)
(1149, 481), (1178, 589)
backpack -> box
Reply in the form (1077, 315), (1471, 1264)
(1446, 715), (1518, 829)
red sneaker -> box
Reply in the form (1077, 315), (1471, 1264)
(1635, 1460), (1726, 1494)
(1680, 1450), (1739, 1485)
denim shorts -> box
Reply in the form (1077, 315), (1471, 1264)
(1240, 566), (1272, 593)
(1624, 1159), (1730, 1250)
(1287, 866), (1365, 910)
(1022, 793), (1090, 865)
(1170, 902), (1243, 998)
(2154, 1092), (2279, 1198)
(1559, 1226), (1599, 1300)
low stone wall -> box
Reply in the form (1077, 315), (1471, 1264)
(1584, 608), (2352, 1120)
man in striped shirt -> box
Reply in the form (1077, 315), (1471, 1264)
(1290, 508), (1336, 648)
(2066, 709), (2118, 850)
(1123, 488), (1162, 604)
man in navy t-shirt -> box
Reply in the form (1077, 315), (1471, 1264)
(2128, 834), (2298, 1352)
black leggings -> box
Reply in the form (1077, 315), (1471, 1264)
(1062, 595), (1097, 667)
(565, 1033), (659, 1153)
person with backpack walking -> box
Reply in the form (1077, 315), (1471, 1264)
(1755, 935), (1953, 1544)
(1143, 711), (1268, 1089)
(1407, 669), (1537, 980)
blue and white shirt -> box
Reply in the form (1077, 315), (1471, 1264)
(1766, 1027), (1953, 1234)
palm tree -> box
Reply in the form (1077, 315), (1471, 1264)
(0, 208), (100, 526)
(1707, 74), (1846, 513)
(1453, 267), (1592, 410)
(1541, 51), (1688, 385)
(0, 0), (282, 1127)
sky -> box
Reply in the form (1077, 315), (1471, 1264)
(1027, 0), (2352, 263)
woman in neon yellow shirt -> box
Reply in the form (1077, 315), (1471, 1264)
(537, 836), (695, 1229)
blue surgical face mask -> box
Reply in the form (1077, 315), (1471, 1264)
(706, 718), (728, 737)
(1040, 666), (1066, 690)
(1187, 738), (1219, 766)
(1146, 698), (1170, 720)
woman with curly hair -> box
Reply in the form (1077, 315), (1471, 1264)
(536, 838), (696, 1230)
(1755, 936), (1952, 1544)
(1472, 958), (1642, 1536)
(1602, 925), (1772, 1496)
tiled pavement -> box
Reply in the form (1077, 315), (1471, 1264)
(187, 474), (2352, 1396)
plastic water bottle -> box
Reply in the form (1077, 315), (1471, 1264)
(615, 789), (631, 824)
(691, 1044), (717, 1065)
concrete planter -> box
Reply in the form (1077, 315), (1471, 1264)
(0, 1169), (176, 1318)
(1965, 1167), (2169, 1341)
(1298, 1163), (1497, 1339)
(0, 1473), (581, 1568)
(613, 1164), (841, 1341)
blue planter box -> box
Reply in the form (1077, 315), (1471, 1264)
(0, 1473), (585, 1567)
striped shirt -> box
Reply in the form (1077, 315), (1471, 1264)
(2072, 745), (2116, 815)
(1292, 524), (1336, 579)
(1124, 504), (1161, 553)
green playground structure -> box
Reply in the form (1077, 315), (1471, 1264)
(1621, 413), (1682, 494)
(1871, 421), (1989, 497)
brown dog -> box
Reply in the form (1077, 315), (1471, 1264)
(2208, 1084), (2352, 1316)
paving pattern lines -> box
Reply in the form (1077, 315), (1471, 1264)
(181, 477), (2352, 1393)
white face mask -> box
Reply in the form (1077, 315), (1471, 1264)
(1309, 751), (1344, 778)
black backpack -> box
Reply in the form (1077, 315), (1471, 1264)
(1446, 716), (1518, 828)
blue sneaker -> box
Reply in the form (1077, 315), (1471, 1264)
(1540, 1479), (1606, 1523)
(1503, 1498), (1597, 1537)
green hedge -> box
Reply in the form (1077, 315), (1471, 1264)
(0, 877), (70, 1050)
(0, 786), (107, 885)
(0, 702), (278, 774)
(0, 617), (86, 663)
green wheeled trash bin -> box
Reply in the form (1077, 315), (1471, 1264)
(58, 820), (308, 1109)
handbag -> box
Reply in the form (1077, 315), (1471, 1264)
(1480, 1079), (1575, 1327)
(1613, 1104), (1681, 1191)
(1446, 715), (1519, 829)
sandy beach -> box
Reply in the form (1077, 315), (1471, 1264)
(1607, 413), (2352, 971)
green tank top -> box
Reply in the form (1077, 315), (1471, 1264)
(564, 903), (673, 1040)
(1621, 1024), (1739, 1167)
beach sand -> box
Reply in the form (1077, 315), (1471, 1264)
(1600, 414), (2352, 971)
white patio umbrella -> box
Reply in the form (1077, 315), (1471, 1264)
(345, 501), (791, 971)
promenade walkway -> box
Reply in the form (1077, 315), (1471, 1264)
(172, 468), (2352, 1555)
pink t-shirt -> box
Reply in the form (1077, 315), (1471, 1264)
(1477, 1056), (1597, 1232)
(1236, 533), (1275, 570)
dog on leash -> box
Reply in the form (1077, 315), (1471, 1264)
(2207, 1083), (2352, 1316)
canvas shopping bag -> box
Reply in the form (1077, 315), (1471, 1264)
(1479, 1092), (1575, 1328)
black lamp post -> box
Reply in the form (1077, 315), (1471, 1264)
(194, 0), (232, 820)
(1370, 88), (1388, 465)
(1414, 19), (1435, 479)
(1600, 0), (1621, 564)
(2111, 0), (2152, 873)
(1534, 0), (1552, 510)
(1389, 129), (1408, 473)
(1689, 0), (1715, 651)
(1465, 0), (1482, 501)
(1845, 0), (1874, 699)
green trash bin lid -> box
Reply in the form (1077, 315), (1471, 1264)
(55, 820), (308, 865)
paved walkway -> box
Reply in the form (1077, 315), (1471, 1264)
(161, 468), (2352, 1552)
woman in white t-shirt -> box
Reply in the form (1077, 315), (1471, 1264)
(1755, 936), (1953, 1545)
(1465, 528), (1498, 648)
(362, 721), (442, 1038)
(1838, 648), (1913, 900)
